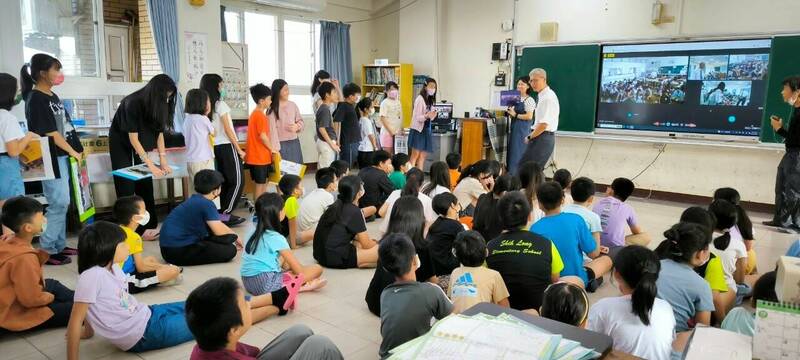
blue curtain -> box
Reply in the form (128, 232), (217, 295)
(320, 21), (353, 84)
(147, 0), (184, 131)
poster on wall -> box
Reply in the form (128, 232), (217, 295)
(185, 31), (208, 83)
(70, 157), (95, 222)
(21, 137), (55, 182)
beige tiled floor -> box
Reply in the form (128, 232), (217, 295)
(2, 176), (797, 360)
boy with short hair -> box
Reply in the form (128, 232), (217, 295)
(160, 170), (240, 266)
(562, 177), (603, 247)
(186, 277), (343, 360)
(245, 83), (274, 200)
(446, 153), (462, 190)
(113, 195), (182, 293)
(449, 230), (510, 314)
(0, 196), (77, 333)
(330, 160), (349, 179)
(379, 233), (452, 359)
(316, 82), (340, 168)
(427, 192), (466, 292)
(532, 182), (612, 292)
(389, 153), (410, 190)
(487, 191), (563, 312)
(358, 150), (395, 212)
(553, 168), (573, 204)
(334, 83), (362, 166)
(592, 177), (650, 250)
(298, 167), (337, 234)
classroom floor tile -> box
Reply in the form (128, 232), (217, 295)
(2, 172), (797, 359)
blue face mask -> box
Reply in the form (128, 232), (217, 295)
(13, 92), (23, 106)
(219, 89), (227, 100)
(38, 221), (48, 236)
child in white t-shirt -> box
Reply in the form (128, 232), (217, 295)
(0, 73), (39, 207)
(356, 98), (378, 169)
(588, 245), (675, 360)
(708, 199), (748, 323)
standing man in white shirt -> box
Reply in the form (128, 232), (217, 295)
(519, 68), (560, 170)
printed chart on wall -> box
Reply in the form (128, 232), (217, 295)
(69, 157), (95, 222)
(185, 32), (208, 83)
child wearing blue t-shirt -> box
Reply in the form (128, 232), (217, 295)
(722, 271), (778, 337)
(530, 182), (612, 292)
(241, 193), (326, 299)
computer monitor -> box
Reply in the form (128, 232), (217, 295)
(431, 103), (454, 124)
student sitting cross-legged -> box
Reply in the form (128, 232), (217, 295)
(427, 192), (467, 293)
(159, 170), (240, 266)
(186, 277), (344, 360)
(378, 233), (452, 359)
(113, 195), (182, 293)
(66, 222), (281, 359)
(277, 175), (313, 249)
(242, 192), (325, 300)
(592, 177), (650, 253)
(486, 191), (563, 313)
(721, 271), (778, 337)
(532, 182), (612, 292)
(0, 196), (77, 333)
(313, 175), (379, 269)
(449, 230), (510, 314)
(297, 167), (337, 238)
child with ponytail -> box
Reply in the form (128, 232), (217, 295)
(655, 222), (715, 333)
(708, 199), (748, 321)
(588, 246), (675, 360)
(713, 187), (758, 275)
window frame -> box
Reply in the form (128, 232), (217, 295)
(225, 7), (322, 114)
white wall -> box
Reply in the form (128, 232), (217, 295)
(177, 0), (224, 93)
(394, 0), (800, 204)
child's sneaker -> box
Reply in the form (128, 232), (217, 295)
(300, 278), (328, 292)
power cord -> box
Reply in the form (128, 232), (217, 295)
(631, 145), (667, 182)
(575, 138), (594, 177)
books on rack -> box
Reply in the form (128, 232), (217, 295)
(753, 300), (800, 360)
(388, 313), (599, 360)
(111, 163), (181, 181)
(365, 67), (399, 85)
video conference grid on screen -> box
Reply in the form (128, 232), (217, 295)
(596, 39), (771, 137)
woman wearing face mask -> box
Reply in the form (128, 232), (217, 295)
(409, 78), (438, 169)
(506, 76), (536, 175)
(20, 54), (83, 265)
(200, 74), (246, 227)
(0, 73), (39, 215)
(379, 81), (402, 155)
(109, 74), (178, 240)
(268, 79), (305, 164)
(765, 76), (800, 230)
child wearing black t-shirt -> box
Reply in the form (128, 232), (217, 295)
(426, 192), (466, 293)
(486, 191), (564, 312)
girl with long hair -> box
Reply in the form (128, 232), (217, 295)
(268, 79), (305, 163)
(408, 78), (438, 168)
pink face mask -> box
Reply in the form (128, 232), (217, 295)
(388, 89), (399, 99)
(52, 73), (65, 86)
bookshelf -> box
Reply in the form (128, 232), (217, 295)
(361, 63), (414, 127)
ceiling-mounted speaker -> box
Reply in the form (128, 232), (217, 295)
(539, 22), (559, 42)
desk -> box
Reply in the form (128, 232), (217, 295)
(462, 303), (633, 359)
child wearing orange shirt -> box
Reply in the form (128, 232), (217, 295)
(446, 153), (461, 191)
(246, 83), (274, 200)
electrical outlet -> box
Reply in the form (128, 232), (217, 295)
(653, 143), (667, 151)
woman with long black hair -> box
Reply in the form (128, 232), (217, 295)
(408, 78), (438, 168)
(200, 74), (245, 226)
(20, 54), (83, 265)
(268, 79), (305, 164)
(109, 74), (177, 238)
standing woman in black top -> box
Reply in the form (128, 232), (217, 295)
(766, 76), (800, 229)
(20, 54), (83, 265)
(109, 74), (177, 237)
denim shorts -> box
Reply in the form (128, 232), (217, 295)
(0, 155), (24, 200)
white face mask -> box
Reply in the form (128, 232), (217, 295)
(355, 95), (362, 103)
(788, 92), (799, 105)
(369, 108), (375, 116)
(426, 88), (436, 96)
(136, 210), (151, 226)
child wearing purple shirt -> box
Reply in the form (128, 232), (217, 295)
(592, 178), (650, 253)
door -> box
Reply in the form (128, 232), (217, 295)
(105, 24), (130, 82)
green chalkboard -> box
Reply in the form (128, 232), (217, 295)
(760, 35), (800, 143)
(515, 45), (601, 133)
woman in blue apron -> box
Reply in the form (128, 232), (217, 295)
(506, 76), (536, 175)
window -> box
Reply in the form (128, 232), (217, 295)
(227, 9), (322, 114)
(224, 11), (242, 43)
(20, 0), (100, 78)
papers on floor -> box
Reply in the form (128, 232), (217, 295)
(388, 313), (600, 360)
(684, 326), (751, 360)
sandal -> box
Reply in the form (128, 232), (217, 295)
(281, 273), (304, 311)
